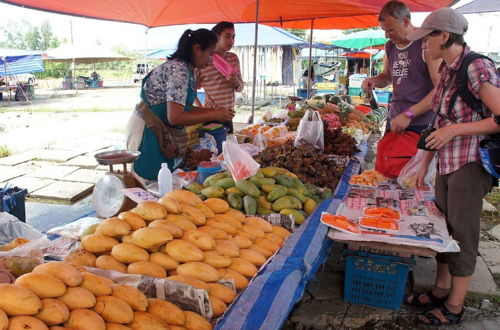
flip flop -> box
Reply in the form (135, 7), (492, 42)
(419, 302), (464, 326)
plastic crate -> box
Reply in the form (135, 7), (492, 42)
(375, 91), (392, 104)
(348, 87), (362, 96)
(0, 187), (28, 222)
(342, 249), (415, 310)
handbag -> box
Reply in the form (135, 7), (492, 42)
(137, 101), (187, 159)
(375, 131), (420, 178)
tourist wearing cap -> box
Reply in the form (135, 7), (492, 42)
(361, 1), (442, 134)
(407, 7), (500, 326)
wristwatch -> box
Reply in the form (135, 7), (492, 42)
(404, 108), (414, 119)
(494, 115), (500, 125)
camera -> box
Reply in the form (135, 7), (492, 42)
(417, 128), (436, 151)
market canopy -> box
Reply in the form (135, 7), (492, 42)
(332, 29), (387, 49)
(456, 0), (500, 14)
(0, 48), (44, 76)
(0, 0), (457, 29)
(44, 44), (131, 64)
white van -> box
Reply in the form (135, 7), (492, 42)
(0, 73), (36, 86)
(133, 64), (150, 83)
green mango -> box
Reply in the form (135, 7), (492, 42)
(201, 186), (225, 198)
(274, 174), (294, 188)
(197, 193), (207, 201)
(185, 183), (203, 194)
(267, 186), (288, 202)
(250, 171), (264, 179)
(257, 196), (272, 210)
(260, 167), (278, 178)
(291, 177), (305, 190)
(261, 184), (283, 194)
(311, 195), (322, 205)
(280, 208), (306, 225)
(249, 177), (276, 188)
(203, 171), (230, 187)
(272, 196), (302, 212)
(287, 188), (308, 204)
(243, 195), (257, 215)
(228, 193), (243, 210)
(213, 177), (235, 189)
(257, 207), (275, 215)
(235, 180), (260, 199)
(226, 187), (244, 196)
(304, 183), (321, 196)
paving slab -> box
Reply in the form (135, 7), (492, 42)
(490, 224), (500, 241)
(29, 181), (94, 203)
(63, 169), (107, 184)
(1, 176), (55, 194)
(479, 241), (500, 279)
(287, 298), (348, 329)
(0, 151), (36, 166)
(26, 165), (80, 180)
(34, 149), (86, 162)
(413, 256), (498, 296)
(63, 155), (100, 168)
(341, 304), (394, 328)
(0, 165), (28, 182)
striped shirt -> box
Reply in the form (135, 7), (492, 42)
(433, 46), (500, 175)
(197, 52), (243, 110)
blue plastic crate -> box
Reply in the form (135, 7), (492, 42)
(348, 87), (362, 96)
(375, 91), (392, 104)
(0, 187), (28, 222)
(342, 249), (415, 310)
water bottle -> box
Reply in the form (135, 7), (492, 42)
(158, 163), (173, 197)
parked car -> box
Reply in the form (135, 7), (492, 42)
(133, 63), (151, 83)
(0, 73), (36, 86)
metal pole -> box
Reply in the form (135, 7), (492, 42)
(250, 0), (260, 124)
(306, 19), (314, 99)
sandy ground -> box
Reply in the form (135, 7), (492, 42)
(0, 86), (261, 154)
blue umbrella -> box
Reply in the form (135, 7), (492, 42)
(332, 30), (387, 49)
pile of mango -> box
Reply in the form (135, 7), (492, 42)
(186, 167), (333, 225)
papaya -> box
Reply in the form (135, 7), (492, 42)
(267, 186), (287, 202)
(227, 193), (243, 210)
(213, 177), (235, 189)
(201, 186), (225, 198)
(280, 208), (306, 224)
(243, 195), (257, 215)
(274, 174), (294, 187)
(272, 196), (302, 212)
(235, 180), (260, 199)
(286, 188), (308, 203)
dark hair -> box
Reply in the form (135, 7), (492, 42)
(428, 30), (465, 49)
(379, 1), (411, 22)
(212, 22), (234, 36)
(169, 29), (218, 63)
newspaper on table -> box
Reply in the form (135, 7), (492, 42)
(325, 181), (459, 253)
(46, 217), (102, 240)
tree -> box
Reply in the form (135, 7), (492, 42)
(25, 26), (42, 50)
(285, 28), (308, 40)
(40, 20), (56, 50)
(1, 20), (27, 49)
(343, 27), (381, 35)
(1, 19), (59, 50)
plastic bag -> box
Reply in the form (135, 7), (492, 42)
(294, 110), (324, 151)
(397, 149), (436, 189)
(192, 134), (218, 156)
(222, 137), (261, 180)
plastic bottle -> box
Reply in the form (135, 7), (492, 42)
(158, 163), (173, 197)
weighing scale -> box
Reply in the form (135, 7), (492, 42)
(92, 150), (145, 218)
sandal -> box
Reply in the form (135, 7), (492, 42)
(405, 290), (448, 308)
(419, 302), (464, 326)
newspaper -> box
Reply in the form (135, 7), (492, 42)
(327, 183), (459, 253)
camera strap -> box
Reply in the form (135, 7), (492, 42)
(425, 70), (457, 130)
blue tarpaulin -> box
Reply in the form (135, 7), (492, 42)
(0, 49), (44, 76)
(456, 0), (500, 14)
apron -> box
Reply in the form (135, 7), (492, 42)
(134, 62), (196, 180)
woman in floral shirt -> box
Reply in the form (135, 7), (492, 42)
(126, 29), (235, 180)
(406, 8), (500, 326)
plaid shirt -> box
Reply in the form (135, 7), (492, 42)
(433, 46), (500, 175)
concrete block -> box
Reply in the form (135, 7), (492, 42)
(29, 181), (94, 203)
(489, 224), (500, 242)
(63, 169), (106, 184)
(479, 241), (500, 279)
(63, 155), (100, 168)
(2, 176), (55, 194)
(26, 165), (79, 180)
(0, 152), (35, 166)
(35, 149), (85, 162)
(0, 166), (28, 182)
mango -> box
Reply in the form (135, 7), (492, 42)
(196, 202), (216, 218)
(235, 180), (260, 199)
(260, 167), (278, 177)
(249, 176), (275, 188)
(204, 198), (230, 213)
(111, 285), (148, 312)
(224, 209), (247, 223)
(201, 186), (225, 198)
(0, 284), (42, 316)
(213, 177), (235, 189)
(64, 309), (105, 330)
(272, 225), (292, 239)
(128, 261), (166, 278)
(183, 311), (212, 330)
(261, 184), (283, 194)
(257, 196), (272, 210)
(321, 188), (333, 199)
(272, 196), (302, 212)
(257, 207), (275, 215)
(203, 171), (229, 187)
(207, 283), (236, 304)
(227, 193), (243, 210)
(243, 195), (257, 215)
(287, 188), (308, 203)
(280, 208), (306, 224)
(180, 204), (207, 225)
(246, 217), (273, 233)
(147, 298), (185, 326)
(291, 177), (306, 190)
(226, 187), (243, 196)
(185, 183), (203, 194)
(267, 186), (287, 202)
(177, 262), (220, 282)
(166, 189), (202, 206)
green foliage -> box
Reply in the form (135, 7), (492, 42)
(0, 145), (11, 158)
(285, 29), (308, 40)
(1, 19), (59, 51)
(25, 26), (42, 50)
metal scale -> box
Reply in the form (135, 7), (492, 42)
(92, 150), (145, 218)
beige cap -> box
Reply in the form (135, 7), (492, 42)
(408, 7), (468, 41)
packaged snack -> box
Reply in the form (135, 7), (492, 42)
(359, 216), (399, 234)
(320, 213), (361, 235)
(362, 207), (400, 221)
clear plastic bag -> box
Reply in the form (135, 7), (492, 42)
(222, 137), (261, 180)
(397, 149), (436, 189)
(294, 110), (324, 151)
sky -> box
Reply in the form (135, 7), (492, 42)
(0, 0), (499, 53)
